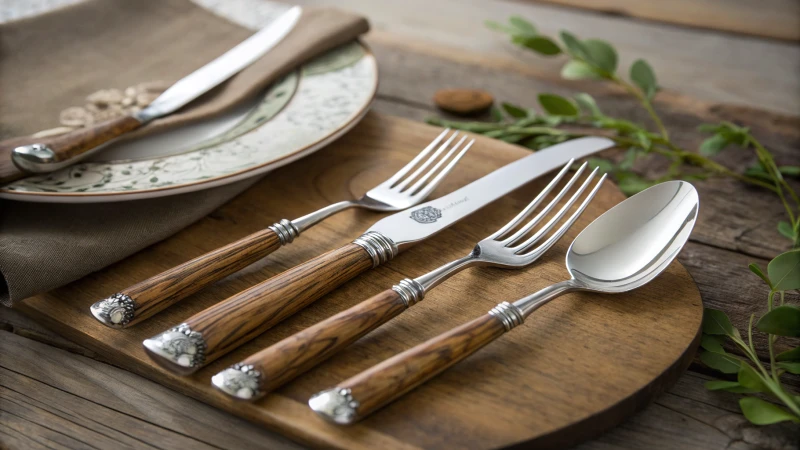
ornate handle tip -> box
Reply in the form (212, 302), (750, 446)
(90, 293), (135, 328)
(308, 388), (360, 425)
(142, 324), (207, 375)
(211, 364), (263, 400)
(12, 143), (57, 172)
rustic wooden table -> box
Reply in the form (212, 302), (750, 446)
(2, 0), (799, 449)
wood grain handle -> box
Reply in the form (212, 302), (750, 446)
(90, 228), (284, 328)
(214, 289), (408, 399)
(3, 115), (142, 173)
(143, 242), (376, 375)
(309, 313), (507, 424)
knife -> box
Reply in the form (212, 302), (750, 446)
(143, 136), (615, 375)
(3, 6), (302, 177)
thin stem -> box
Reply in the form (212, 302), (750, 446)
(611, 75), (669, 139)
(747, 314), (756, 355)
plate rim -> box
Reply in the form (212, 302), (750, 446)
(0, 41), (378, 202)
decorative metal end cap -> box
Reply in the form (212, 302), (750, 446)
(488, 301), (525, 331)
(90, 293), (135, 328)
(308, 387), (360, 425)
(352, 231), (397, 267)
(12, 143), (56, 172)
(269, 219), (300, 245)
(143, 324), (206, 375)
(392, 278), (425, 307)
(211, 363), (263, 400)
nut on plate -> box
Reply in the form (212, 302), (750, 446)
(433, 89), (494, 115)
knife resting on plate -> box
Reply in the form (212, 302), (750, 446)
(0, 6), (302, 181)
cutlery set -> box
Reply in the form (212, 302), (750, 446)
(85, 128), (698, 424)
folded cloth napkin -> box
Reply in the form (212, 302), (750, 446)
(0, 0), (369, 306)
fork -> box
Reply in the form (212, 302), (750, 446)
(210, 161), (605, 402)
(90, 129), (474, 328)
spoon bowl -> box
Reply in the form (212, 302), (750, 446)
(567, 180), (699, 293)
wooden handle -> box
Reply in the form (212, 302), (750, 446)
(235, 289), (408, 398)
(144, 243), (375, 374)
(310, 313), (507, 424)
(91, 228), (284, 328)
(1, 115), (142, 174)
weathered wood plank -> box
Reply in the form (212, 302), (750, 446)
(519, 0), (800, 42)
(0, 330), (304, 450)
(279, 0), (800, 116)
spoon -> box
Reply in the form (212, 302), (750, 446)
(308, 180), (699, 425)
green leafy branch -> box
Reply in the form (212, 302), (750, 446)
(701, 249), (800, 425)
(430, 16), (800, 246)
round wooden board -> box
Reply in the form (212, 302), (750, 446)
(20, 112), (703, 450)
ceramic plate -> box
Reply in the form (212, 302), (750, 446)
(0, 41), (377, 203)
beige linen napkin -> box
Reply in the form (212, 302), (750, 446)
(0, 0), (369, 305)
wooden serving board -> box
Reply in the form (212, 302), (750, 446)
(16, 112), (703, 450)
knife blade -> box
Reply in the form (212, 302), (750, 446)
(9, 6), (302, 174)
(143, 136), (615, 375)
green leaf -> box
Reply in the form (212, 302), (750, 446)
(634, 131), (652, 152)
(756, 305), (800, 337)
(586, 157), (615, 174)
(537, 94), (579, 116)
(704, 380), (756, 393)
(699, 134), (729, 156)
(513, 36), (561, 56)
(700, 351), (741, 374)
(779, 166), (800, 177)
(490, 106), (505, 123)
(778, 221), (796, 240)
(630, 59), (658, 100)
(559, 31), (590, 60)
(574, 93), (603, 117)
(777, 346), (800, 361)
(739, 397), (800, 425)
(700, 334), (727, 353)
(484, 20), (517, 34)
(777, 361), (800, 374)
(582, 39), (618, 73)
(768, 249), (800, 291)
(702, 308), (735, 336)
(561, 60), (603, 80)
(749, 263), (772, 287)
(738, 363), (768, 392)
(618, 147), (638, 171)
(508, 16), (537, 36)
(501, 102), (529, 118)
(616, 172), (654, 196)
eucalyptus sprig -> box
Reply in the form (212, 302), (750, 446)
(701, 249), (800, 425)
(429, 16), (800, 247)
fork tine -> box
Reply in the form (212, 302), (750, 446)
(383, 128), (451, 187)
(500, 162), (588, 245)
(411, 138), (475, 200)
(406, 135), (468, 195)
(486, 159), (574, 241)
(393, 131), (459, 191)
(511, 167), (601, 252)
(517, 173), (606, 257)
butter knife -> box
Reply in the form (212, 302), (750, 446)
(5, 6), (302, 175)
(143, 136), (615, 375)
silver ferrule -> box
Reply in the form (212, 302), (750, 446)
(142, 323), (207, 375)
(392, 278), (425, 307)
(308, 387), (360, 425)
(211, 363), (263, 401)
(488, 302), (525, 331)
(268, 219), (300, 245)
(90, 293), (135, 328)
(352, 231), (398, 267)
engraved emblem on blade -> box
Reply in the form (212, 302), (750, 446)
(410, 206), (442, 224)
